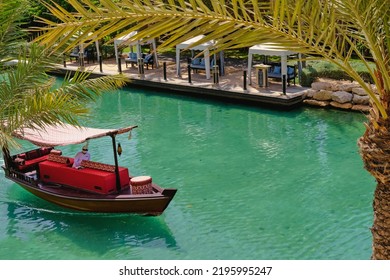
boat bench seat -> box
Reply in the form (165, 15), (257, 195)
(38, 158), (130, 194)
(14, 147), (53, 172)
(17, 155), (49, 171)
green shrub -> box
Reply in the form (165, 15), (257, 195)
(300, 60), (374, 87)
(100, 44), (115, 59)
(301, 65), (318, 87)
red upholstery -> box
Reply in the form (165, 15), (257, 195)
(26, 150), (38, 160)
(17, 155), (49, 171)
(38, 160), (130, 194)
(15, 147), (53, 171)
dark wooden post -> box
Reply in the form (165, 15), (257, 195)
(79, 51), (84, 67)
(163, 62), (167, 81)
(138, 58), (145, 78)
(187, 58), (192, 84)
(86, 50), (90, 64)
(187, 65), (192, 84)
(243, 70), (247, 90)
(110, 135), (121, 193)
(213, 65), (219, 84)
(118, 57), (122, 74)
(99, 55), (103, 73)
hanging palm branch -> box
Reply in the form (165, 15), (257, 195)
(34, 0), (389, 117)
(0, 42), (127, 150)
(34, 0), (390, 259)
(0, 1), (129, 151)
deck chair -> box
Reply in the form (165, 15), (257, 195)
(69, 48), (79, 62)
(144, 54), (154, 69)
(125, 53), (138, 68)
(190, 58), (214, 73)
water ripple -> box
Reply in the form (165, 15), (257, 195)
(0, 87), (374, 259)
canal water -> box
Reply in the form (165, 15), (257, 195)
(0, 86), (374, 259)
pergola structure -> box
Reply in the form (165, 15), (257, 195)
(114, 31), (159, 68)
(247, 43), (301, 87)
(176, 35), (214, 79)
(69, 32), (101, 67)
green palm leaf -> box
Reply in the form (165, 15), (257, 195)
(31, 0), (390, 259)
(1, 1), (128, 150)
(0, 42), (127, 150)
(34, 0), (389, 117)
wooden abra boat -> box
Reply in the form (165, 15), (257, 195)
(1, 123), (177, 215)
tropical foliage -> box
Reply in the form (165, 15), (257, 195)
(35, 0), (389, 113)
(33, 0), (390, 259)
(301, 60), (375, 87)
(0, 0), (127, 151)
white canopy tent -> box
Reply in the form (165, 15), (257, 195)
(176, 35), (214, 79)
(247, 43), (300, 85)
(114, 31), (159, 68)
(77, 41), (100, 66)
(69, 32), (101, 67)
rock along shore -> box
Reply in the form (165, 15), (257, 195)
(302, 80), (374, 113)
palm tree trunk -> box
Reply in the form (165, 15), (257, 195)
(358, 96), (390, 259)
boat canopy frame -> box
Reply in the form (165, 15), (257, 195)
(12, 123), (138, 147)
(10, 123), (138, 193)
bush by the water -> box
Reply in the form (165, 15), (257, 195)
(300, 60), (374, 87)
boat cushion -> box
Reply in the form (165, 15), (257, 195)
(273, 66), (281, 74)
(39, 147), (52, 156)
(47, 154), (72, 165)
(17, 153), (26, 159)
(15, 147), (53, 171)
(49, 149), (62, 155)
(38, 160), (129, 194)
(80, 160), (115, 172)
(25, 150), (38, 160)
(16, 154), (49, 171)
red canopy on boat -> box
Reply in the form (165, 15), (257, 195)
(12, 123), (137, 147)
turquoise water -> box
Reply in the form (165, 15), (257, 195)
(0, 86), (374, 259)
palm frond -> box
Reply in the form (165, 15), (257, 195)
(34, 0), (389, 117)
(57, 71), (128, 102)
(1, 1), (129, 151)
(0, 0), (28, 65)
(0, 44), (127, 150)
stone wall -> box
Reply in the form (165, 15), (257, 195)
(303, 80), (373, 113)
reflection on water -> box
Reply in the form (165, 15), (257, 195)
(1, 197), (177, 259)
(0, 85), (374, 259)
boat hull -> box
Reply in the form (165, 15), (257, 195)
(7, 174), (176, 216)
(3, 124), (177, 215)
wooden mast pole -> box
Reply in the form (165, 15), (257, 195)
(110, 134), (121, 192)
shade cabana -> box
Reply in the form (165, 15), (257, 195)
(114, 31), (158, 68)
(247, 43), (300, 87)
(68, 32), (101, 67)
(176, 35), (214, 79)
